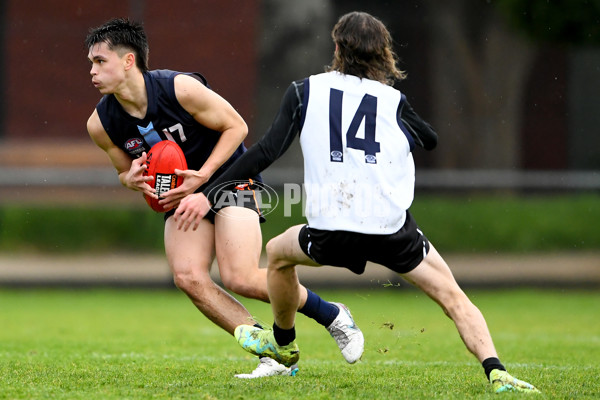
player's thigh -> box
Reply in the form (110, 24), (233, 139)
(164, 215), (215, 274)
(214, 206), (262, 274)
(267, 224), (320, 269)
(400, 243), (463, 304)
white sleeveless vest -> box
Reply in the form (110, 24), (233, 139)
(299, 72), (415, 234)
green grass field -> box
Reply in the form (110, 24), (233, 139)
(1, 288), (598, 399)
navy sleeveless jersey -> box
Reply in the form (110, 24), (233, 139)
(95, 69), (258, 190)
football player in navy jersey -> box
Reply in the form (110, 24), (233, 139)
(175, 11), (539, 393)
(85, 18), (364, 378)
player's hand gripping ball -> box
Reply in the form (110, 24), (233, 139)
(143, 140), (187, 212)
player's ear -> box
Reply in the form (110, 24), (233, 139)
(123, 52), (136, 71)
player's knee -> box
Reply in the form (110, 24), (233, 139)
(172, 269), (210, 294)
(265, 236), (278, 257)
(265, 237), (288, 270)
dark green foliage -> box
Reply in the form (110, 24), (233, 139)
(0, 194), (598, 254)
(0, 206), (164, 253)
(495, 0), (600, 45)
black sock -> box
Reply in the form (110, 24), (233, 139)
(298, 289), (340, 327)
(272, 323), (296, 346)
(482, 357), (506, 380)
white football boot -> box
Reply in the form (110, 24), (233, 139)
(326, 303), (364, 363)
(234, 357), (299, 379)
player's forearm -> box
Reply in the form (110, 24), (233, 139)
(401, 100), (438, 150)
(202, 142), (271, 204)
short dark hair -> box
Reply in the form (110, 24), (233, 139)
(85, 18), (149, 72)
(328, 11), (405, 85)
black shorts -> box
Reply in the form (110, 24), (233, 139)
(165, 182), (265, 224)
(298, 211), (429, 274)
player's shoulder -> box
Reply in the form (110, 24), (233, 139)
(153, 69), (208, 86)
(280, 78), (309, 110)
(148, 69), (193, 88)
(86, 109), (111, 147)
(87, 108), (103, 132)
(148, 69), (179, 79)
(171, 72), (211, 98)
(287, 78), (308, 94)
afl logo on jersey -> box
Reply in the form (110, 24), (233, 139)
(125, 138), (145, 156)
(365, 154), (377, 164)
(330, 150), (343, 162)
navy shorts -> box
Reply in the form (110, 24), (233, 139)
(298, 211), (429, 274)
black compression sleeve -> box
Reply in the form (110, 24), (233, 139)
(203, 81), (305, 205)
(400, 100), (438, 150)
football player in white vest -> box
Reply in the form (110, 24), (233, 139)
(174, 11), (539, 393)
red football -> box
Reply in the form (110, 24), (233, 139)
(143, 140), (187, 212)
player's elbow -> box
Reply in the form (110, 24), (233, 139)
(224, 120), (248, 147)
(238, 120), (249, 141)
(424, 138), (437, 151)
(422, 128), (438, 151)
